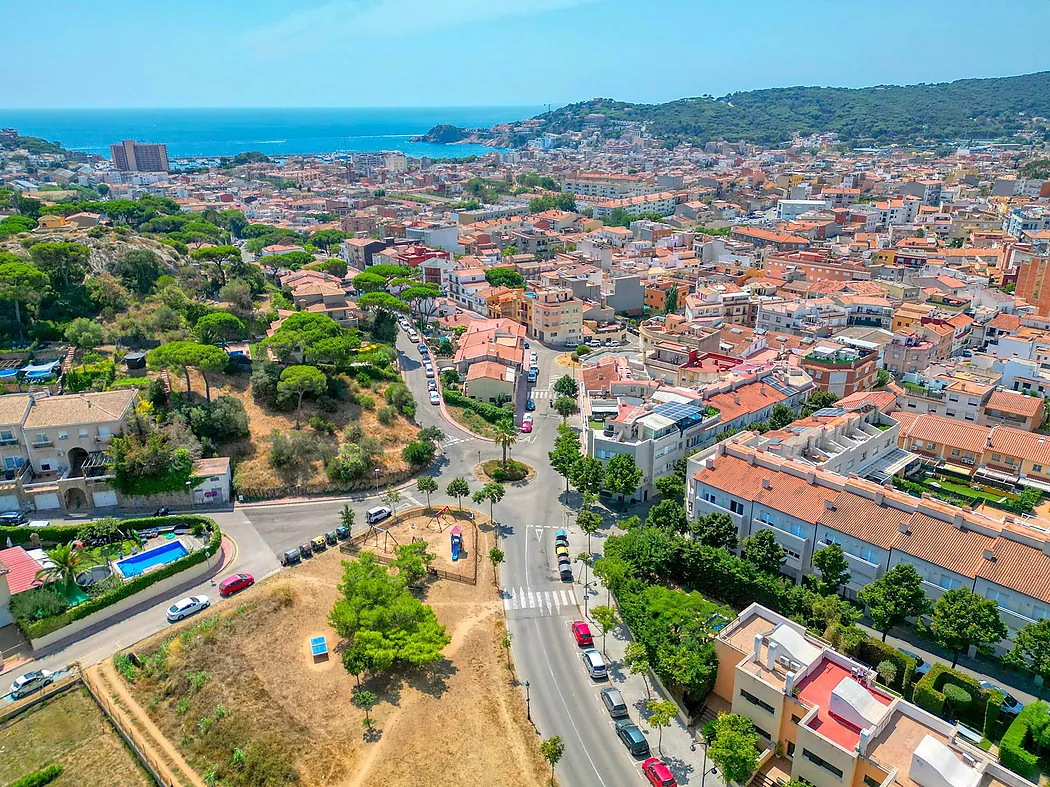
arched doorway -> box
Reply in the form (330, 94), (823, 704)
(67, 447), (89, 476)
(64, 487), (88, 511)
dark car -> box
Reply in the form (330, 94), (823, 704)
(281, 549), (302, 566)
(154, 507), (170, 517)
(526, 398), (536, 411)
(324, 530), (338, 545)
(299, 543), (313, 559)
(0, 511), (27, 525)
(600, 687), (629, 718)
(616, 721), (650, 757)
(336, 525), (351, 540)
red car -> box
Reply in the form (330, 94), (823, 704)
(642, 758), (677, 787)
(570, 620), (593, 647)
(218, 573), (254, 597)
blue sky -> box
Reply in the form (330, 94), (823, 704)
(4, 0), (1050, 108)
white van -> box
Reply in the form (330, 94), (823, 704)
(366, 506), (392, 525)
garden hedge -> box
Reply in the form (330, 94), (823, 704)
(849, 637), (915, 693)
(10, 764), (64, 787)
(912, 663), (987, 730)
(16, 515), (220, 640)
(0, 514), (209, 548)
(999, 703), (1043, 780)
(984, 689), (1005, 740)
(442, 387), (514, 425)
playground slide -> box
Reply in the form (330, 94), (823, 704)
(450, 533), (462, 562)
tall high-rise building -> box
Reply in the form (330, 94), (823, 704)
(1014, 248), (1050, 317)
(109, 139), (169, 172)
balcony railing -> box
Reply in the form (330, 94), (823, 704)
(31, 439), (53, 448)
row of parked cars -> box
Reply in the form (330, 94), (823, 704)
(570, 619), (677, 786)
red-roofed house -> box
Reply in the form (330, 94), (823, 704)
(0, 545), (43, 625)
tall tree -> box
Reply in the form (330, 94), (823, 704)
(195, 312), (245, 345)
(540, 737), (564, 787)
(623, 641), (651, 699)
(663, 284), (679, 315)
(590, 605), (620, 656)
(111, 248), (164, 295)
(929, 588), (1008, 668)
(552, 375), (579, 398)
(28, 241), (89, 287)
(707, 713), (759, 785)
(278, 365), (327, 428)
(548, 423), (582, 493)
(400, 285), (442, 331)
(1004, 619), (1050, 685)
(35, 543), (99, 596)
(693, 512), (738, 550)
(857, 563), (931, 641)
(604, 453), (642, 508)
(647, 699), (678, 752)
(416, 475), (438, 510)
(446, 477), (470, 510)
(742, 529), (786, 575)
(492, 419), (517, 469)
(472, 481), (506, 525)
(813, 543), (851, 596)
(190, 244), (242, 286)
(554, 395), (579, 422)
(0, 255), (49, 339)
(570, 455), (606, 497)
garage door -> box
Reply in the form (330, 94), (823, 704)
(93, 490), (118, 508)
(0, 494), (20, 511)
(34, 493), (60, 511)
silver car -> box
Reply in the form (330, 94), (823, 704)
(10, 669), (53, 699)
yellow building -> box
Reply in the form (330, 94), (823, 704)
(36, 214), (68, 229)
(463, 361), (516, 403)
(892, 302), (935, 332)
(529, 287), (583, 345)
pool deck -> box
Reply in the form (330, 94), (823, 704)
(114, 535), (203, 578)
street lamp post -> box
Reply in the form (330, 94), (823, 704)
(374, 468), (380, 497)
(525, 680), (531, 721)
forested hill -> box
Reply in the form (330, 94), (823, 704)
(489, 72), (1050, 147)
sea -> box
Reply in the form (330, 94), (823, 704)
(0, 106), (543, 160)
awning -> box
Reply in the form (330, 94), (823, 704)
(975, 466), (1020, 485)
(861, 448), (919, 484)
(1020, 476), (1050, 494)
(941, 462), (976, 477)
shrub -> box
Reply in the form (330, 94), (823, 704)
(443, 387), (516, 425)
(876, 660), (897, 687)
(377, 405), (397, 426)
(402, 439), (436, 467)
(943, 683), (972, 713)
(985, 689), (1005, 740)
(308, 416), (337, 434)
(10, 764), (64, 787)
(850, 638), (915, 692)
(913, 663), (986, 729)
(999, 703), (1044, 780)
(10, 587), (70, 621)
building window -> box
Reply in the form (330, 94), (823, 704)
(740, 689), (775, 714)
(802, 749), (844, 779)
(791, 714), (802, 724)
(729, 500), (744, 515)
(864, 777), (881, 787)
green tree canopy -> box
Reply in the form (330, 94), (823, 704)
(929, 588), (1008, 668)
(195, 311), (246, 345)
(604, 453), (642, 505)
(813, 543), (851, 596)
(111, 248), (165, 295)
(0, 254), (49, 338)
(741, 529), (786, 575)
(278, 365), (328, 428)
(857, 563), (930, 641)
(29, 241), (89, 287)
(707, 713), (759, 785)
(485, 268), (526, 289)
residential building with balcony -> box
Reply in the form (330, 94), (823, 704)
(527, 287), (583, 345)
(687, 435), (1050, 643)
(979, 389), (1045, 431)
(801, 343), (880, 398)
(711, 603), (1037, 787)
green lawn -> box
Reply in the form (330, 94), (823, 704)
(930, 477), (1012, 504)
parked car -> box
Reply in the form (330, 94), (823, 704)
(0, 511), (26, 525)
(425, 366), (435, 379)
(897, 648), (932, 678)
(521, 415), (533, 433)
(166, 595), (210, 623)
(571, 620), (594, 647)
(642, 757), (677, 787)
(565, 340), (579, 348)
(218, 573), (254, 597)
(526, 398), (535, 411)
(524, 341), (530, 349)
(409, 332), (419, 342)
(336, 525), (351, 540)
(417, 342), (428, 353)
(299, 543), (313, 559)
(979, 681), (1025, 715)
(601, 687), (629, 719)
(310, 535), (327, 552)
(281, 548), (302, 566)
(325, 530), (338, 545)
(428, 379), (437, 391)
(616, 721), (650, 757)
(366, 506), (392, 525)
(9, 669), (54, 699)
(582, 648), (607, 680)
(430, 391), (441, 405)
(527, 368), (538, 384)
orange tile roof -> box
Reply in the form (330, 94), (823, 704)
(985, 391), (1044, 419)
(753, 473), (840, 522)
(987, 426), (1050, 463)
(899, 413), (989, 455)
(704, 381), (787, 424)
(818, 493), (908, 550)
(892, 512), (994, 579)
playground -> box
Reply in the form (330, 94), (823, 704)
(113, 507), (549, 787)
(351, 505), (481, 581)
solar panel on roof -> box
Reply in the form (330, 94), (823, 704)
(653, 401), (702, 422)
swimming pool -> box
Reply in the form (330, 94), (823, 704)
(116, 540), (189, 577)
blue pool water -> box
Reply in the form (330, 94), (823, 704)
(116, 541), (189, 577)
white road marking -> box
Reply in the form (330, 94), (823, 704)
(528, 590), (536, 609)
(553, 592), (561, 614)
(560, 590), (571, 606)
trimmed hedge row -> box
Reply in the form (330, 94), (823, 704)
(10, 764), (64, 787)
(912, 663), (990, 733)
(0, 514), (209, 548)
(848, 637), (916, 694)
(985, 689), (1006, 741)
(999, 703), (1043, 780)
(17, 515), (221, 641)
(443, 387), (514, 425)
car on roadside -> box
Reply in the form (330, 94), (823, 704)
(526, 398), (535, 411)
(601, 686), (629, 719)
(218, 573), (254, 597)
(616, 720), (650, 757)
(409, 331), (419, 342)
(571, 620), (593, 647)
(166, 595), (210, 623)
(897, 648), (932, 679)
(425, 366), (435, 379)
(310, 535), (327, 552)
(979, 681), (1025, 715)
(642, 757), (677, 786)
(0, 510), (27, 525)
(527, 368), (538, 384)
(521, 415), (533, 433)
(417, 342), (428, 354)
(428, 379), (437, 391)
(281, 548), (302, 566)
(9, 669), (54, 699)
(582, 648), (607, 680)
(430, 391), (440, 405)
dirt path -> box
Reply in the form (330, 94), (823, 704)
(340, 606), (496, 787)
(89, 662), (207, 787)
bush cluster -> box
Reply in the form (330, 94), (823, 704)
(999, 702), (1049, 780)
(443, 387), (514, 425)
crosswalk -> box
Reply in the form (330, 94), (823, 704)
(442, 434), (475, 448)
(531, 375), (566, 399)
(502, 586), (577, 617)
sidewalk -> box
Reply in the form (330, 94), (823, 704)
(584, 575), (725, 787)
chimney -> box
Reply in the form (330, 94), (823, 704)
(762, 478), (772, 490)
(983, 548), (996, 562)
(749, 454), (757, 466)
(824, 499), (836, 511)
(766, 641), (779, 671)
(807, 470), (816, 484)
(874, 490), (885, 506)
(753, 633), (764, 660)
(899, 522), (911, 535)
(952, 513), (965, 530)
(733, 394), (741, 405)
